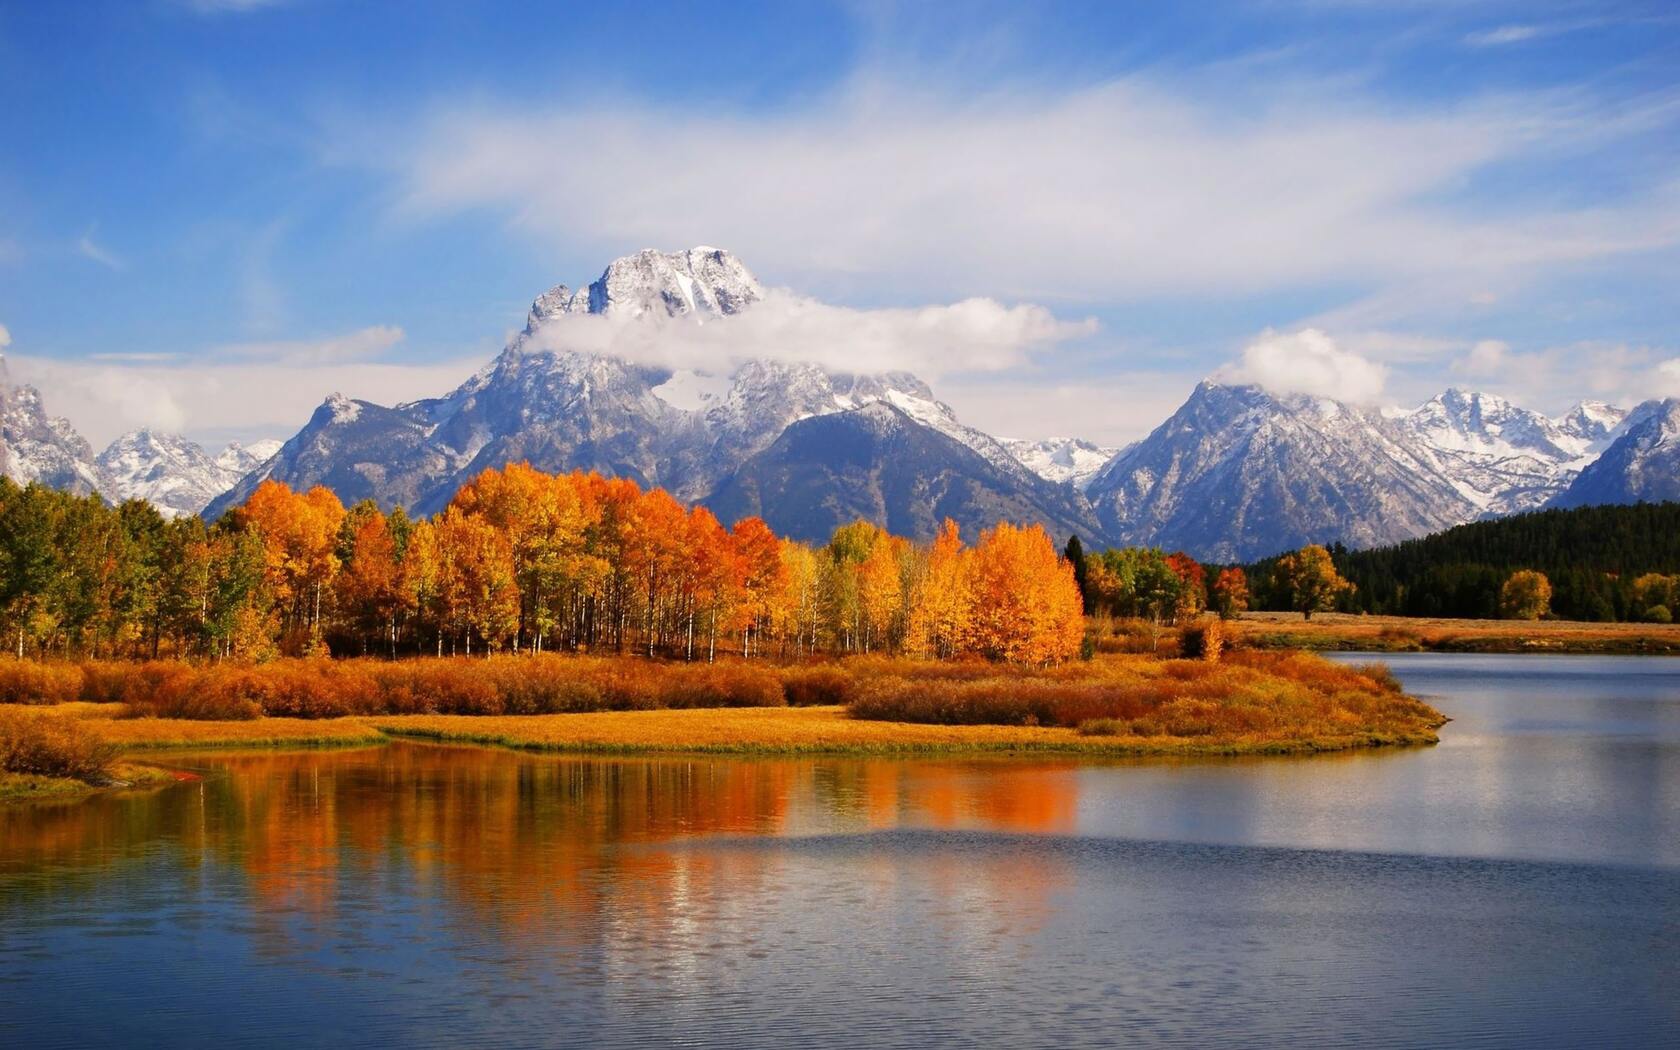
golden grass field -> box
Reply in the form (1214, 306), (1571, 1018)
(1228, 611), (1680, 654)
(9, 699), (1440, 764)
(368, 705), (1439, 756)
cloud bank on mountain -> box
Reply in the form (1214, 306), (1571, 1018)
(522, 290), (1096, 378)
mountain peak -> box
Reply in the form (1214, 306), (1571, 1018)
(523, 247), (764, 335)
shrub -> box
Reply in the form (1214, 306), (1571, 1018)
(780, 666), (854, 706)
(1075, 718), (1126, 736)
(125, 664), (262, 721)
(656, 663), (785, 709)
(78, 661), (139, 704)
(0, 708), (117, 781)
(1349, 661), (1404, 694)
(0, 660), (83, 705)
(1180, 619), (1224, 662)
(1644, 605), (1673, 624)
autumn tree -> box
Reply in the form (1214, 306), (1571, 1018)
(732, 517), (786, 657)
(906, 519), (972, 659)
(237, 480), (346, 651)
(336, 503), (410, 656)
(965, 522), (1083, 664)
(1165, 551), (1206, 623)
(1276, 545), (1353, 621)
(1211, 567), (1250, 620)
(1499, 569), (1552, 621)
(1630, 573), (1678, 623)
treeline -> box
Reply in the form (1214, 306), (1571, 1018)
(0, 465), (1083, 664)
(1242, 503), (1680, 621)
(1062, 539), (1250, 623)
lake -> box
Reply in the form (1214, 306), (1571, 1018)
(2, 653), (1677, 1047)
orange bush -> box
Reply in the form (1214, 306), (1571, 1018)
(849, 651), (1430, 739)
(0, 660), (84, 705)
(0, 707), (117, 780)
(779, 665), (854, 706)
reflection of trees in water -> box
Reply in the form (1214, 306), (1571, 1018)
(0, 744), (1082, 957)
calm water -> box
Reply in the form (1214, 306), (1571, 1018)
(2, 654), (1677, 1048)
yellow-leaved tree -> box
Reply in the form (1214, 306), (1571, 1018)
(964, 522), (1084, 664)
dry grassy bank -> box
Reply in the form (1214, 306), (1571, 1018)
(368, 705), (1438, 757)
(1227, 611), (1680, 654)
(0, 650), (1446, 799)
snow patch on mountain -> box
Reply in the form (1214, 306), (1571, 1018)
(1002, 437), (1123, 490)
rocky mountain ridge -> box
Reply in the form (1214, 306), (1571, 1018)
(7, 248), (1675, 556)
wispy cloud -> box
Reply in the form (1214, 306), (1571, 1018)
(219, 324), (405, 365)
(178, 0), (290, 13)
(89, 352), (184, 363)
(1463, 24), (1548, 47)
(76, 230), (124, 270)
(372, 73), (1680, 317)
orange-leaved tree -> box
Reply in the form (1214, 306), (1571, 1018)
(965, 522), (1084, 664)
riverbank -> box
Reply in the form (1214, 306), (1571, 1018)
(0, 762), (179, 803)
(5, 695), (1443, 777)
(0, 651), (1447, 801)
(1228, 612), (1680, 654)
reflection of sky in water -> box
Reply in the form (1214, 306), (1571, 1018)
(1, 653), (1678, 1048)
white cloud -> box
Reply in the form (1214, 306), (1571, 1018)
(938, 370), (1188, 447)
(372, 76), (1678, 307)
(1221, 327), (1389, 403)
(0, 322), (10, 349)
(76, 233), (124, 270)
(180, 0), (288, 12)
(1458, 339), (1510, 376)
(523, 291), (1095, 378)
(7, 326), (472, 448)
(1655, 358), (1680, 398)
(1463, 25), (1545, 47)
(220, 325), (406, 365)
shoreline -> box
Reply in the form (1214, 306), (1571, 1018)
(1, 703), (1445, 803)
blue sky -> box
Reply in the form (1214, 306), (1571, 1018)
(1, 0), (1677, 448)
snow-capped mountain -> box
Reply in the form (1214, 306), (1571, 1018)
(216, 439), (283, 480)
(0, 356), (100, 495)
(1085, 382), (1483, 562)
(207, 247), (1075, 538)
(94, 431), (282, 518)
(1401, 389), (1602, 516)
(1556, 400), (1628, 444)
(1002, 436), (1122, 490)
(1551, 399), (1680, 508)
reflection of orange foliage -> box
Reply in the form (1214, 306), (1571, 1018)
(1, 745), (1085, 953)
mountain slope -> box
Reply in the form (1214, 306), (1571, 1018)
(1086, 382), (1478, 562)
(706, 402), (1108, 545)
(1551, 399), (1680, 508)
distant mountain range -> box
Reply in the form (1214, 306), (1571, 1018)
(3, 247), (1675, 558)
